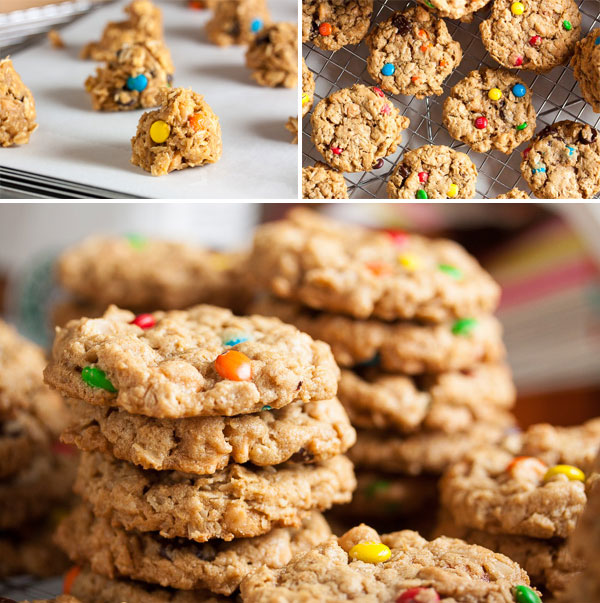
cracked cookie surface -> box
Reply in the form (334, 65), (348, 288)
(302, 163), (348, 199)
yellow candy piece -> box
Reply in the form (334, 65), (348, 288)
(302, 93), (310, 106)
(447, 183), (458, 198)
(150, 120), (171, 144)
(511, 1), (524, 14)
(349, 542), (391, 564)
(543, 464), (585, 483)
(488, 87), (503, 101)
(398, 254), (419, 270)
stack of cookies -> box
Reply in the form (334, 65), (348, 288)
(440, 418), (600, 599)
(249, 208), (516, 530)
(53, 234), (251, 326)
(0, 320), (74, 579)
(45, 304), (356, 600)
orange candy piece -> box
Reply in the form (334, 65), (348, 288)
(506, 456), (547, 476)
(215, 350), (252, 381)
(64, 566), (81, 594)
(189, 113), (204, 133)
(420, 43), (432, 52)
(411, 76), (421, 84)
(188, 0), (205, 8)
(365, 261), (392, 276)
(417, 29), (429, 39)
(319, 22), (332, 36)
(439, 59), (448, 67)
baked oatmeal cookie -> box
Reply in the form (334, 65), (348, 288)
(520, 121), (600, 198)
(302, 0), (374, 51)
(250, 208), (500, 322)
(416, 0), (492, 21)
(85, 40), (174, 111)
(572, 28), (600, 113)
(302, 58), (315, 117)
(130, 87), (222, 176)
(206, 0), (271, 46)
(245, 23), (297, 88)
(302, 163), (348, 199)
(496, 188), (531, 199)
(0, 58), (37, 147)
(366, 6), (462, 98)
(311, 84), (410, 173)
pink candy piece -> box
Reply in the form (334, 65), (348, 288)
(331, 146), (343, 155)
(397, 588), (440, 603)
(381, 104), (391, 115)
(372, 87), (384, 97)
(514, 55), (523, 66)
(418, 172), (429, 183)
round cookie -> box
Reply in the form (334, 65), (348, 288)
(61, 397), (356, 473)
(520, 120), (600, 198)
(416, 0), (492, 21)
(387, 144), (477, 198)
(75, 451), (355, 542)
(302, 58), (315, 118)
(56, 505), (330, 595)
(571, 28), (600, 113)
(302, 0), (373, 51)
(443, 68), (536, 154)
(366, 6), (462, 98)
(245, 22), (298, 88)
(302, 162), (348, 199)
(251, 297), (506, 373)
(480, 0), (581, 73)
(206, 0), (271, 47)
(496, 188), (530, 199)
(311, 84), (410, 173)
(239, 524), (536, 602)
(44, 305), (339, 418)
(250, 208), (501, 322)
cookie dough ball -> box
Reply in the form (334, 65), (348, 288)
(206, 0), (270, 46)
(302, 0), (373, 51)
(416, 0), (492, 21)
(0, 58), (37, 147)
(286, 116), (298, 144)
(443, 67), (536, 154)
(520, 121), (600, 198)
(572, 28), (600, 113)
(311, 84), (410, 173)
(302, 58), (315, 117)
(85, 40), (174, 111)
(131, 87), (222, 177)
(245, 23), (297, 88)
(496, 188), (531, 199)
(366, 6), (462, 98)
(387, 145), (478, 199)
(81, 0), (163, 61)
(302, 163), (348, 199)
(480, 0), (581, 73)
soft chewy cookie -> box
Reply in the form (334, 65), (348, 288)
(250, 209), (500, 322)
(366, 6), (462, 98)
(302, 0), (374, 51)
(572, 29), (600, 113)
(311, 84), (410, 172)
(302, 58), (315, 117)
(520, 121), (600, 198)
(0, 58), (37, 147)
(302, 163), (348, 199)
(206, 0), (270, 46)
(387, 145), (477, 198)
(56, 505), (330, 595)
(480, 0), (581, 73)
(85, 40), (174, 111)
(245, 23), (298, 88)
(443, 68), (536, 154)
(74, 451), (355, 542)
(240, 524), (536, 602)
(251, 297), (505, 373)
(62, 397), (356, 473)
(496, 188), (531, 199)
(44, 305), (339, 418)
(131, 87), (222, 176)
(416, 0), (492, 21)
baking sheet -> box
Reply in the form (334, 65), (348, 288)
(1, 0), (298, 199)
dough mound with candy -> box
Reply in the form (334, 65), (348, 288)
(0, 58), (37, 147)
(206, 0), (271, 47)
(130, 87), (222, 176)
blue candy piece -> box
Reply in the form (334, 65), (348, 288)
(566, 145), (575, 156)
(512, 83), (526, 98)
(595, 36), (600, 45)
(126, 74), (148, 92)
(381, 63), (395, 76)
(532, 166), (546, 174)
(223, 335), (250, 347)
(250, 18), (263, 32)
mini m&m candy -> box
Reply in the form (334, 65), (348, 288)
(595, 36), (600, 45)
(366, 261), (393, 276)
(516, 122), (528, 131)
(562, 20), (572, 30)
(189, 113), (205, 133)
(126, 74), (148, 92)
(529, 35), (541, 46)
(261, 405), (272, 411)
(215, 350), (252, 381)
(510, 2), (524, 15)
(418, 171), (429, 183)
(381, 63), (396, 76)
(514, 55), (524, 66)
(250, 18), (263, 32)
(349, 542), (391, 563)
(506, 456), (547, 478)
(126, 233), (148, 249)
(438, 264), (462, 279)
(63, 566), (81, 595)
(488, 87), (503, 101)
(543, 464), (585, 482)
(302, 93), (310, 106)
(373, 158), (384, 169)
(512, 84), (527, 97)
(150, 120), (171, 143)
(475, 116), (488, 129)
(221, 331), (250, 346)
(81, 366), (117, 393)
(397, 588), (440, 603)
(416, 189), (428, 199)
(331, 146), (343, 155)
(398, 254), (419, 270)
(513, 585), (541, 603)
(319, 22), (332, 36)
(451, 318), (478, 336)
(447, 183), (458, 198)
(372, 87), (385, 97)
(130, 313), (155, 329)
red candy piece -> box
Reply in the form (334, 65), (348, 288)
(397, 587), (440, 603)
(52, 441), (77, 456)
(365, 261), (392, 276)
(514, 55), (524, 66)
(64, 566), (81, 595)
(372, 87), (384, 97)
(475, 116), (488, 129)
(130, 313), (155, 329)
(418, 171), (429, 183)
(215, 350), (252, 381)
(523, 147), (531, 159)
(529, 35), (541, 46)
(331, 146), (343, 155)
(381, 104), (391, 115)
(188, 0), (205, 8)
(319, 22), (332, 36)
(384, 229), (408, 247)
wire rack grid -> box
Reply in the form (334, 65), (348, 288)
(1, 576), (62, 600)
(302, 0), (600, 199)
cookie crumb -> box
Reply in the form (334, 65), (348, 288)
(48, 29), (65, 49)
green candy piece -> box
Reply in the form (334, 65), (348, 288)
(365, 480), (391, 499)
(424, 0), (435, 6)
(261, 405), (272, 411)
(81, 366), (117, 393)
(513, 585), (541, 603)
(562, 20), (572, 30)
(516, 122), (528, 131)
(451, 318), (478, 336)
(438, 264), (463, 280)
(126, 233), (148, 250)
(416, 189), (428, 199)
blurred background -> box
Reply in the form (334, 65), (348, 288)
(0, 202), (599, 428)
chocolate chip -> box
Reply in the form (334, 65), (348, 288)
(373, 158), (384, 169)
(396, 164), (410, 184)
(537, 124), (558, 140)
(579, 127), (598, 145)
(291, 448), (315, 463)
(392, 13), (411, 35)
(296, 380), (303, 390)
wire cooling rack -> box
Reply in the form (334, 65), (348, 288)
(0, 576), (62, 600)
(302, 0), (600, 199)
